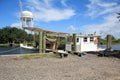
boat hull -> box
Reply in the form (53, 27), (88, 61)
(20, 44), (37, 50)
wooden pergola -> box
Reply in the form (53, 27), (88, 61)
(24, 27), (68, 53)
(24, 27), (67, 36)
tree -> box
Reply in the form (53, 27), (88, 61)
(105, 35), (116, 40)
(98, 37), (106, 44)
(0, 26), (27, 43)
(26, 34), (34, 42)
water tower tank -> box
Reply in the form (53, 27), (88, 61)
(21, 11), (33, 21)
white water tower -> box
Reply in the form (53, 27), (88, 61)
(20, 11), (33, 28)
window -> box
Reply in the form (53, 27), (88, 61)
(77, 38), (79, 42)
(83, 37), (87, 42)
(90, 37), (94, 42)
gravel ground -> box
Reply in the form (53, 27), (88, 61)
(0, 54), (120, 80)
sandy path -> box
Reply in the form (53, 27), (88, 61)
(0, 54), (120, 80)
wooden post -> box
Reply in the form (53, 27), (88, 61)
(106, 34), (112, 49)
(42, 32), (46, 53)
(57, 35), (60, 49)
(73, 34), (76, 51)
(52, 43), (56, 51)
(39, 32), (43, 53)
(33, 32), (36, 47)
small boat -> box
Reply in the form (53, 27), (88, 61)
(66, 33), (105, 53)
(20, 43), (37, 50)
(97, 48), (105, 51)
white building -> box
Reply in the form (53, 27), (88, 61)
(66, 34), (103, 53)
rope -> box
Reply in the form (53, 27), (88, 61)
(0, 47), (20, 54)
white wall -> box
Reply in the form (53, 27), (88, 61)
(76, 37), (98, 52)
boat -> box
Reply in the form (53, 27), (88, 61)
(66, 33), (105, 53)
(20, 43), (37, 50)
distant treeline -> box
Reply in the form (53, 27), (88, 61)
(0, 26), (34, 44)
(0, 26), (120, 45)
(0, 26), (65, 45)
(98, 36), (120, 44)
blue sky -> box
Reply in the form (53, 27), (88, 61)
(0, 0), (120, 38)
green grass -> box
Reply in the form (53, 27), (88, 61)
(13, 53), (57, 60)
(0, 44), (9, 47)
(0, 44), (20, 47)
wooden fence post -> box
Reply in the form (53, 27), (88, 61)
(42, 32), (46, 53)
(106, 34), (112, 49)
(73, 34), (76, 51)
(39, 32), (43, 53)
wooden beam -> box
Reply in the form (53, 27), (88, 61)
(24, 27), (67, 36)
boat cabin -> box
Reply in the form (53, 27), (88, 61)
(66, 34), (100, 52)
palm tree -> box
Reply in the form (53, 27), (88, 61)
(117, 12), (120, 21)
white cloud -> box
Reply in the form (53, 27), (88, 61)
(97, 2), (117, 8)
(11, 22), (20, 28)
(68, 25), (76, 31)
(83, 0), (120, 38)
(61, 0), (68, 7)
(86, 0), (120, 17)
(25, 0), (75, 22)
(81, 14), (120, 38)
(34, 9), (75, 22)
